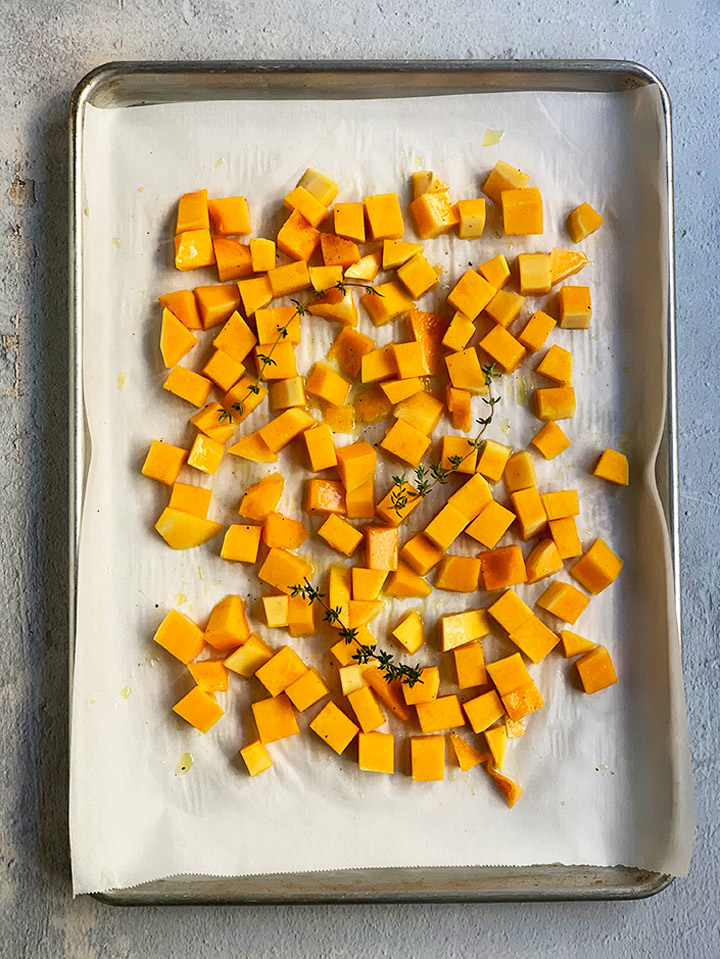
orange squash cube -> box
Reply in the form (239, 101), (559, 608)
(318, 513), (363, 557)
(347, 685), (386, 732)
(207, 195), (251, 235)
(503, 451), (537, 494)
(261, 595), (289, 629)
(409, 190), (459, 239)
(361, 345), (398, 384)
(434, 555), (481, 592)
(257, 408), (316, 454)
(439, 609), (490, 652)
(501, 681), (544, 721)
(249, 237), (276, 273)
(525, 538), (564, 584)
(440, 435), (478, 475)
(158, 289), (202, 330)
(397, 253), (439, 299)
(486, 652), (532, 696)
(194, 284), (242, 329)
(384, 562), (432, 598)
(571, 539), (623, 594)
(212, 310), (257, 364)
(364, 192), (404, 240)
(224, 633), (273, 678)
(411, 170), (448, 198)
(534, 386), (576, 421)
(541, 490), (580, 520)
(400, 532), (444, 575)
(298, 167), (338, 206)
(391, 609), (424, 654)
(257, 547), (313, 595)
(176, 188), (209, 233)
(479, 325), (526, 374)
(262, 512), (307, 550)
(466, 501), (515, 549)
(153, 609), (205, 664)
(353, 568), (389, 602)
(501, 187), (543, 235)
(390, 341), (430, 380)
(142, 440), (188, 485)
(536, 580), (590, 624)
(508, 615), (560, 663)
(537, 345), (573, 386)
(345, 249), (382, 282)
(320, 233), (361, 269)
(222, 375), (268, 425)
(576, 645), (618, 693)
(411, 735), (445, 781)
(212, 237), (253, 282)
(201, 348), (244, 393)
(517, 310), (556, 353)
(488, 589), (533, 634)
(154, 509), (223, 550)
(323, 405), (355, 433)
(593, 448), (629, 486)
(463, 690), (505, 733)
(239, 740), (273, 777)
(486, 764), (524, 807)
(448, 473), (493, 521)
(482, 160), (530, 205)
(566, 201), (604, 243)
(393, 391), (443, 435)
(416, 694), (465, 734)
(283, 185), (328, 227)
(453, 642), (487, 689)
(358, 732), (394, 773)
(531, 421), (571, 459)
(287, 595), (316, 637)
(163, 367), (212, 408)
(478, 254), (511, 289)
(448, 731), (489, 771)
(305, 478), (346, 515)
(336, 440), (376, 491)
(479, 545), (527, 591)
(174, 229), (215, 270)
(558, 285), (592, 329)
(382, 240), (423, 270)
(364, 666), (412, 722)
(239, 473), (283, 521)
(204, 595), (249, 652)
(268, 377), (306, 411)
(549, 516), (583, 559)
(256, 306), (301, 345)
(255, 646), (308, 698)
(406, 308), (449, 375)
(560, 629), (596, 657)
(509, 487), (547, 540)
(345, 476), (375, 520)
(286, 669), (329, 712)
(380, 418), (431, 467)
(187, 433), (224, 475)
(484, 289), (525, 328)
(277, 209), (320, 261)
(252, 693), (299, 744)
(484, 725), (508, 770)
(169, 482), (212, 518)
(361, 281), (414, 326)
(221, 524), (262, 563)
(172, 686), (223, 733)
(445, 347), (487, 392)
(424, 503), (469, 551)
(442, 312), (476, 352)
(268, 260), (312, 298)
(380, 377), (424, 405)
(160, 308), (198, 368)
(329, 327), (377, 380)
(550, 247), (589, 285)
(310, 701), (359, 754)
(188, 660), (229, 692)
(454, 198), (486, 238)
(476, 439), (512, 484)
(334, 202), (366, 242)
(190, 402), (236, 444)
(365, 526), (398, 571)
(302, 424), (337, 472)
(447, 269), (496, 321)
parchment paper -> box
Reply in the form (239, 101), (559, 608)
(70, 85), (694, 895)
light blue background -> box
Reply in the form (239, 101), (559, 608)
(0, 1), (717, 955)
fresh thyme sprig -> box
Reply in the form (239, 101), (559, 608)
(290, 577), (423, 687)
(217, 280), (380, 425)
(390, 363), (502, 515)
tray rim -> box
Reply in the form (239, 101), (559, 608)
(68, 58), (679, 905)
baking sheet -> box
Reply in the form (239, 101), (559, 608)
(70, 82), (693, 896)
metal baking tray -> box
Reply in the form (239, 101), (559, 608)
(69, 59), (678, 904)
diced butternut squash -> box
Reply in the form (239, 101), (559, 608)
(361, 281), (415, 326)
(277, 210), (320, 261)
(448, 731), (489, 771)
(187, 433), (225, 475)
(593, 448), (629, 486)
(557, 285), (592, 329)
(453, 642), (487, 689)
(400, 532), (444, 575)
(445, 347), (487, 392)
(257, 547), (313, 595)
(159, 289), (202, 330)
(550, 247), (588, 285)
(288, 596), (316, 638)
(477, 439), (512, 484)
(502, 681), (544, 720)
(440, 435), (477, 475)
(439, 609), (490, 652)
(190, 403), (236, 444)
(364, 666), (412, 721)
(213, 310), (257, 364)
(364, 526), (398, 571)
(525, 538), (564, 584)
(352, 568), (389, 602)
(364, 192), (404, 241)
(256, 306), (302, 345)
(188, 660), (228, 693)
(250, 237), (276, 273)
(262, 511), (308, 550)
(221, 524), (262, 563)
(222, 375), (268, 425)
(310, 701), (359, 754)
(510, 487), (547, 540)
(252, 694), (299, 744)
(447, 269), (496, 321)
(303, 424), (337, 472)
(478, 254), (511, 289)
(501, 187), (543, 235)
(534, 386), (576, 421)
(537, 345), (572, 386)
(240, 741), (273, 777)
(323, 404), (355, 433)
(329, 326), (376, 379)
(397, 253), (439, 299)
(424, 503), (468, 552)
(407, 309), (449, 375)
(400, 667), (438, 706)
(345, 249), (382, 282)
(380, 418), (431, 467)
(442, 312), (475, 352)
(411, 170), (448, 198)
(336, 440), (376, 492)
(566, 202), (604, 243)
(257, 408), (316, 453)
(269, 376), (307, 411)
(571, 539), (623, 594)
(163, 366), (212, 408)
(384, 562), (432, 598)
(345, 476), (375, 519)
(409, 190), (459, 239)
(298, 168), (338, 206)
(305, 478), (346, 514)
(320, 233), (361, 269)
(416, 694), (465, 734)
(448, 473), (493, 521)
(411, 735), (445, 781)
(517, 252), (552, 295)
(486, 764), (523, 808)
(224, 633), (273, 678)
(347, 685), (386, 732)
(201, 348), (244, 393)
(358, 732), (394, 774)
(391, 609), (424, 654)
(176, 189), (209, 233)
(255, 646), (308, 697)
(204, 595), (250, 652)
(484, 289), (525, 328)
(560, 629), (596, 658)
(213, 237), (253, 282)
(142, 440), (188, 485)
(517, 310), (556, 353)
(482, 161), (530, 205)
(318, 513), (363, 557)
(268, 261), (312, 298)
(454, 198), (486, 238)
(541, 490), (579, 520)
(262, 594), (289, 629)
(153, 609), (205, 664)
(393, 391), (443, 435)
(576, 645), (618, 693)
(504, 451), (536, 493)
(479, 325), (525, 374)
(207, 195), (251, 235)
(169, 482), (212, 518)
(160, 308), (198, 367)
(465, 501), (516, 549)
(479, 545), (527, 591)
(508, 615), (560, 663)
(284, 185), (328, 227)
(305, 362), (351, 408)
(549, 516), (583, 559)
(463, 690), (505, 733)
(154, 508), (224, 550)
(536, 580), (589, 624)
(484, 725), (508, 770)
(486, 652), (532, 696)
(334, 202), (366, 242)
(195, 284), (242, 329)
(531, 421), (571, 460)
(172, 686), (223, 733)
(488, 589), (533, 634)
(434, 555), (481, 593)
(239, 473), (283, 520)
(174, 229), (215, 271)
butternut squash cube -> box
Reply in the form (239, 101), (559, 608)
(381, 240), (422, 270)
(320, 233), (361, 269)
(442, 312), (475, 352)
(416, 694), (465, 734)
(454, 198), (486, 238)
(309, 264), (343, 294)
(277, 210), (320, 262)
(445, 347), (486, 392)
(361, 281), (414, 326)
(484, 289), (525, 328)
(303, 362), (350, 408)
(365, 525), (398, 571)
(346, 476), (375, 519)
(364, 192), (405, 240)
(345, 249), (383, 282)
(257, 408), (316, 453)
(329, 326), (376, 380)
(393, 391), (443, 435)
(510, 487), (547, 540)
(501, 187), (543, 235)
(397, 254), (439, 299)
(448, 473), (493, 521)
(549, 516), (582, 559)
(407, 309), (449, 375)
(187, 433), (224, 475)
(425, 503), (469, 551)
(176, 188), (209, 233)
(517, 252), (552, 295)
(566, 202), (604, 243)
(142, 440), (188, 485)
(249, 237), (276, 273)
(504, 717), (527, 738)
(550, 247), (589, 285)
(318, 514), (363, 557)
(435, 555), (481, 593)
(169, 482), (212, 518)
(391, 609), (424, 654)
(531, 421), (571, 459)
(224, 633), (273, 677)
(463, 690), (504, 733)
(576, 644), (618, 693)
(390, 342), (430, 380)
(188, 660), (228, 693)
(400, 533), (444, 575)
(477, 439), (512, 484)
(364, 666), (412, 721)
(535, 386), (576, 421)
(213, 237), (253, 282)
(447, 269), (496, 321)
(268, 260), (312, 298)
(484, 725), (508, 770)
(160, 308), (198, 368)
(560, 629), (596, 658)
(261, 594), (289, 629)
(486, 764), (523, 807)
(479, 254), (511, 289)
(380, 377), (424, 404)
(154, 509), (223, 550)
(283, 185), (328, 227)
(239, 473), (283, 521)
(508, 616), (560, 663)
(201, 348), (244, 393)
(328, 563), (351, 625)
(254, 646), (307, 698)
(190, 403), (236, 444)
(402, 666), (440, 706)
(537, 345), (573, 386)
(453, 642), (487, 689)
(525, 538), (564, 584)
(153, 609), (205, 664)
(448, 731), (489, 771)
(305, 478), (346, 515)
(204, 595), (250, 652)
(439, 609), (490, 652)
(357, 731), (394, 773)
(488, 589), (533, 634)
(256, 306), (302, 346)
(207, 195), (250, 235)
(411, 735), (445, 781)
(504, 450), (537, 493)
(334, 202), (366, 242)
(335, 440), (376, 492)
(361, 345), (398, 384)
(479, 545), (528, 590)
(571, 539), (623, 594)
(174, 229), (215, 271)
(466, 501), (516, 549)
(486, 652), (532, 696)
(213, 310), (257, 364)
(380, 418), (431, 467)
(252, 693), (299, 744)
(222, 375), (268, 425)
(518, 310), (556, 353)
(159, 289), (202, 330)
(221, 524), (262, 563)
(195, 284), (242, 329)
(323, 405), (355, 433)
(254, 341), (297, 381)
(339, 664), (367, 696)
(411, 170), (448, 198)
(482, 160), (530, 205)
(163, 366), (212, 408)
(558, 285), (592, 329)
(384, 562), (432, 598)
(298, 168), (338, 206)
(257, 547), (314, 595)
(310, 701), (359, 754)
(352, 568), (388, 602)
(445, 386), (473, 431)
(541, 490), (579, 520)
(409, 190), (459, 239)
(172, 686), (223, 733)
(268, 376), (306, 412)
(593, 448), (629, 486)
(240, 740), (273, 777)
(347, 686), (386, 732)
(262, 512), (308, 550)
(301, 424), (336, 472)
(536, 580), (589, 624)
(479, 325), (526, 374)
(440, 435), (478, 475)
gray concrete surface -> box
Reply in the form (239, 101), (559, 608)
(1, 0), (718, 956)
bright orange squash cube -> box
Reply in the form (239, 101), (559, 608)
(172, 686), (223, 733)
(163, 366), (212, 407)
(212, 237), (253, 282)
(576, 645), (617, 693)
(221, 524), (262, 563)
(358, 732), (394, 773)
(536, 580), (589, 624)
(531, 421), (571, 460)
(174, 229), (215, 270)
(571, 539), (623, 594)
(141, 440), (188, 485)
(517, 310), (556, 353)
(482, 160), (530, 205)
(257, 547), (314, 595)
(479, 545), (528, 591)
(434, 555), (481, 592)
(408, 189), (459, 239)
(153, 609), (205, 664)
(195, 284), (242, 329)
(593, 448), (629, 486)
(566, 201), (604, 242)
(240, 740), (273, 777)
(501, 187), (543, 235)
(207, 195), (251, 235)
(410, 735), (445, 781)
(252, 693), (299, 744)
(309, 701), (359, 754)
(176, 188), (209, 233)
(364, 192), (405, 240)
(447, 269), (496, 320)
(255, 646), (308, 697)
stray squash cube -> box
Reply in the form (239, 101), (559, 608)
(256, 646), (308, 697)
(336, 440), (377, 491)
(484, 289), (525, 328)
(415, 695), (465, 733)
(376, 480), (422, 526)
(557, 285), (592, 329)
(411, 735), (445, 781)
(262, 594), (289, 629)
(287, 595), (316, 637)
(394, 391), (443, 434)
(384, 562), (432, 598)
(169, 482), (212, 519)
(567, 201), (604, 243)
(453, 642), (487, 689)
(160, 308), (198, 368)
(187, 433), (224, 475)
(361, 345), (398, 383)
(442, 312), (475, 352)
(358, 732), (394, 773)
(364, 666), (412, 721)
(212, 237), (253, 282)
(224, 633), (273, 677)
(445, 346), (487, 392)
(517, 252), (552, 295)
(176, 188), (209, 233)
(204, 595), (250, 652)
(391, 341), (431, 380)
(402, 668), (439, 706)
(305, 362), (351, 408)
(486, 764), (524, 808)
(283, 185), (328, 227)
(439, 609), (490, 652)
(381, 418), (431, 467)
(409, 190), (459, 239)
(345, 249), (382, 282)
(381, 377), (424, 404)
(329, 326), (376, 380)
(479, 545), (527, 591)
(440, 435), (478, 475)
(309, 264), (343, 293)
(318, 513), (363, 557)
(550, 247), (589, 285)
(258, 408), (317, 454)
(477, 439), (512, 484)
(487, 589), (533, 634)
(222, 375), (268, 427)
(303, 424), (337, 472)
(365, 525), (398, 571)
(348, 598), (384, 629)
(466, 501), (515, 549)
(446, 386), (473, 431)
(447, 269), (496, 321)
(463, 690), (505, 733)
(268, 260), (312, 297)
(525, 538), (564, 584)
(142, 440), (188, 485)
(537, 345), (572, 386)
(454, 198), (486, 238)
(391, 609), (424, 654)
(536, 580), (589, 624)
(188, 660), (228, 692)
(434, 555), (481, 593)
(298, 167), (338, 206)
(486, 652), (532, 696)
(448, 473), (493, 521)
(249, 237), (276, 273)
(190, 403), (239, 445)
(425, 504), (469, 551)
(502, 682), (544, 721)
(549, 516), (583, 559)
(478, 254), (511, 289)
(361, 281), (415, 326)
(576, 645), (618, 693)
(277, 210), (320, 261)
(501, 187), (543, 235)
(320, 233), (361, 269)
(482, 160), (530, 205)
(334, 202), (366, 242)
(269, 376), (306, 412)
(347, 685), (386, 732)
(310, 701), (359, 754)
(534, 386), (576, 421)
(195, 284), (242, 329)
(479, 325), (525, 374)
(364, 192), (405, 240)
(484, 725), (508, 770)
(508, 615), (560, 663)
(560, 629), (596, 658)
(400, 533), (444, 575)
(345, 476), (375, 520)
(353, 568), (389, 602)
(504, 450), (537, 493)
(154, 509), (224, 550)
(448, 731), (489, 771)
(153, 609), (205, 664)
(411, 170), (448, 198)
(254, 341), (297, 380)
(305, 478), (346, 515)
(201, 348), (244, 393)
(174, 229), (215, 271)
(518, 310), (556, 353)
(221, 524), (262, 563)
(262, 511), (308, 550)
(239, 473), (283, 521)
(252, 693), (300, 744)
(593, 448), (629, 486)
(158, 289), (202, 330)
(207, 195), (251, 235)
(238, 275), (273, 318)
(240, 740), (273, 777)
(257, 547), (313, 595)
(163, 366), (212, 408)
(213, 310), (258, 364)
(541, 489), (579, 520)
(173, 686), (223, 734)
(509, 487), (547, 540)
(531, 421), (571, 460)
(571, 539), (623, 594)
(407, 309), (450, 375)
